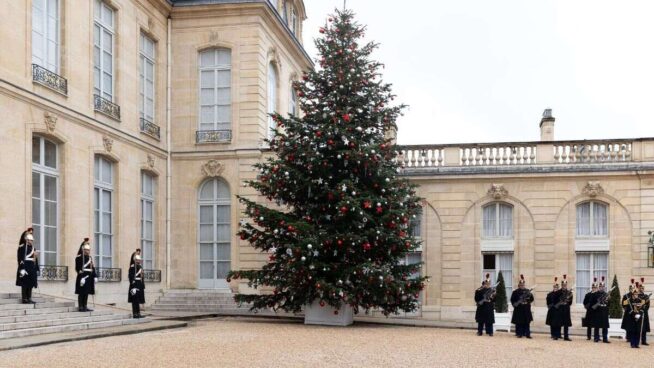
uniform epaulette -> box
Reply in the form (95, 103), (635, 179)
(76, 254), (81, 258)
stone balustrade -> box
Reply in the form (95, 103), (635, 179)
(396, 138), (654, 172)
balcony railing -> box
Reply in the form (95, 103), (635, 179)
(96, 267), (122, 282)
(94, 94), (121, 121)
(144, 269), (162, 283)
(140, 118), (161, 140)
(38, 265), (68, 281)
(196, 130), (232, 144)
(32, 64), (68, 95)
(396, 138), (652, 173)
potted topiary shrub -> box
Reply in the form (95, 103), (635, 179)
(607, 275), (625, 338)
(494, 271), (511, 332)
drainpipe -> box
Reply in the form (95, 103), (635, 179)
(165, 16), (172, 289)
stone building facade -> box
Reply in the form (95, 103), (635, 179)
(1, 0), (653, 325)
(0, 0), (310, 307)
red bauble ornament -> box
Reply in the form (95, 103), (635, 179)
(316, 283), (321, 289)
(319, 27), (325, 34)
(327, 139), (334, 146)
(239, 234), (246, 240)
(376, 206), (383, 214)
(334, 310), (339, 315)
(327, 192), (335, 201)
(340, 206), (349, 214)
(337, 239), (343, 247)
(343, 113), (351, 122)
(362, 242), (371, 251)
(320, 301), (326, 307)
(316, 131), (322, 137)
(363, 201), (372, 209)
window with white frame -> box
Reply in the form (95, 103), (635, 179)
(282, 1), (288, 23)
(576, 201), (608, 237)
(32, 0), (60, 73)
(94, 155), (114, 268)
(291, 7), (298, 35)
(139, 33), (155, 123)
(199, 48), (231, 132)
(267, 62), (278, 139)
(482, 253), (513, 298)
(93, 0), (114, 101)
(576, 252), (608, 303)
(409, 207), (423, 238)
(482, 202), (513, 238)
(32, 136), (59, 266)
(141, 172), (155, 270)
(289, 84), (297, 117)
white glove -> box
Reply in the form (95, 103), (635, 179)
(130, 288), (139, 296)
(80, 278), (86, 287)
(19, 269), (27, 277)
(94, 278), (98, 283)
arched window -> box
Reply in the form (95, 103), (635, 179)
(576, 201), (608, 237)
(141, 172), (155, 270)
(198, 179), (231, 289)
(267, 62), (278, 139)
(482, 202), (513, 238)
(199, 48), (231, 133)
(32, 136), (59, 266)
(94, 155), (114, 268)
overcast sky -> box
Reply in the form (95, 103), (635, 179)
(302, 0), (654, 145)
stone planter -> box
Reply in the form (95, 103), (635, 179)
(608, 318), (625, 339)
(494, 312), (511, 333)
(304, 301), (354, 326)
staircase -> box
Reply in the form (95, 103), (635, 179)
(0, 292), (149, 339)
(150, 289), (254, 316)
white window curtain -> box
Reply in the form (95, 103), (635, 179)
(576, 252), (608, 303)
(32, 0), (60, 73)
(498, 204), (513, 237)
(576, 202), (608, 237)
(31, 136), (59, 266)
(482, 203), (513, 238)
(141, 172), (155, 270)
(139, 33), (155, 123)
(93, 0), (114, 101)
(289, 86), (297, 117)
(199, 49), (231, 132)
(410, 208), (423, 238)
(482, 205), (496, 238)
(267, 63), (278, 140)
(94, 156), (114, 268)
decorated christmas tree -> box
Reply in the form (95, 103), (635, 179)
(608, 274), (622, 319)
(495, 271), (508, 313)
(227, 9), (427, 316)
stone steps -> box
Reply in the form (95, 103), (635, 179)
(0, 306), (79, 317)
(150, 290), (253, 315)
(1, 313), (130, 332)
(0, 316), (148, 339)
(151, 303), (250, 310)
(0, 310), (113, 324)
(0, 297), (54, 304)
(0, 301), (75, 311)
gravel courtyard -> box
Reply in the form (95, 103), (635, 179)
(1, 317), (652, 368)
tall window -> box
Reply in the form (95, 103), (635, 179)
(93, 0), (114, 101)
(139, 33), (155, 123)
(282, 1), (288, 23)
(141, 172), (155, 270)
(32, 0), (60, 72)
(291, 8), (298, 35)
(576, 201), (608, 237)
(409, 208), (423, 238)
(32, 136), (59, 266)
(198, 179), (231, 288)
(576, 252), (608, 303)
(199, 48), (231, 132)
(482, 203), (513, 238)
(94, 156), (114, 268)
(267, 62), (278, 139)
(289, 85), (297, 117)
(482, 253), (513, 298)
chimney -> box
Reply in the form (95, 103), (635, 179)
(540, 108), (555, 141)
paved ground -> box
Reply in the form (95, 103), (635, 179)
(1, 317), (652, 368)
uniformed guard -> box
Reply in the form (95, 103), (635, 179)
(75, 238), (97, 312)
(546, 277), (560, 339)
(583, 278), (598, 340)
(16, 230), (39, 304)
(510, 274), (534, 338)
(591, 276), (610, 343)
(128, 255), (146, 319)
(639, 278), (650, 346)
(474, 273), (495, 336)
(129, 248), (141, 267)
(623, 280), (645, 348)
(621, 280), (635, 343)
(557, 275), (573, 340)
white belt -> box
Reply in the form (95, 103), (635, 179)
(25, 258), (35, 262)
(83, 268), (93, 272)
(135, 278), (142, 281)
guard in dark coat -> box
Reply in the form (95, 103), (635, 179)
(590, 276), (610, 343)
(638, 278), (650, 346)
(621, 281), (635, 343)
(545, 278), (560, 339)
(75, 238), (97, 312)
(128, 255), (146, 318)
(552, 275), (573, 341)
(474, 273), (495, 336)
(583, 279), (598, 341)
(623, 281), (645, 348)
(16, 230), (39, 304)
(510, 274), (534, 338)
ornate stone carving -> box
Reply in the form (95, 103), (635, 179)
(44, 111), (57, 132)
(487, 184), (508, 200)
(582, 181), (604, 197)
(103, 136), (114, 153)
(147, 154), (155, 169)
(267, 47), (282, 72)
(201, 159), (225, 177)
(209, 30), (220, 42)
